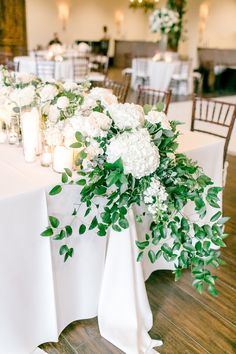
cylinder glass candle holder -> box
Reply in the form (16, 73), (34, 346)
(0, 121), (7, 144)
(21, 108), (41, 162)
(41, 145), (53, 167)
(53, 145), (73, 173)
(23, 146), (37, 163)
(7, 117), (20, 145)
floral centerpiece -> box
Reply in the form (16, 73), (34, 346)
(149, 7), (180, 54)
(0, 65), (228, 297)
(149, 7), (179, 34)
(41, 96), (229, 297)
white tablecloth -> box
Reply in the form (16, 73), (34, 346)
(0, 131), (224, 354)
(131, 58), (179, 91)
(14, 56), (74, 81)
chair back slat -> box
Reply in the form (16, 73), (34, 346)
(35, 54), (55, 80)
(103, 73), (131, 103)
(223, 105), (231, 125)
(191, 96), (236, 163)
(136, 86), (172, 114)
(72, 56), (89, 82)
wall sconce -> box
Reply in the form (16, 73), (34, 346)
(57, 0), (70, 31)
(114, 10), (124, 36)
(199, 1), (209, 45)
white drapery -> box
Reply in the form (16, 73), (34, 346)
(0, 131), (224, 354)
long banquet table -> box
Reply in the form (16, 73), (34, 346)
(0, 131), (224, 354)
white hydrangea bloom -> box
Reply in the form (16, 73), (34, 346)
(106, 128), (160, 179)
(44, 124), (63, 146)
(108, 103), (145, 130)
(9, 85), (36, 107)
(143, 177), (168, 220)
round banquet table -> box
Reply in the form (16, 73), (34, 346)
(0, 131), (224, 354)
(131, 58), (179, 91)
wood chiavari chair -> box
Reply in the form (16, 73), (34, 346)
(6, 58), (19, 72)
(72, 56), (90, 83)
(136, 86), (172, 114)
(35, 54), (56, 80)
(104, 73), (131, 103)
(191, 96), (236, 164)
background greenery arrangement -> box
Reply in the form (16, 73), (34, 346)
(129, 0), (187, 50)
(41, 100), (229, 298)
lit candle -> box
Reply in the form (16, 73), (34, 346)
(53, 145), (73, 173)
(41, 146), (52, 167)
(8, 130), (19, 145)
(0, 131), (7, 143)
(24, 147), (36, 163)
(21, 108), (40, 161)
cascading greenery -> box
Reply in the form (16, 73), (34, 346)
(41, 100), (229, 298)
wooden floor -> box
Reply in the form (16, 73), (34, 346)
(40, 155), (236, 353)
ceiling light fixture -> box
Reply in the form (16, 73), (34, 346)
(129, 0), (159, 12)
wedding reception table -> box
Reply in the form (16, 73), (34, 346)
(0, 131), (224, 354)
(14, 56), (74, 81)
(131, 58), (179, 91)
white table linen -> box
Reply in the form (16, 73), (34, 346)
(131, 58), (179, 91)
(14, 56), (74, 81)
(0, 131), (224, 354)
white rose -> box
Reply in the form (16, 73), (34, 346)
(48, 105), (60, 122)
(57, 96), (70, 110)
(89, 87), (118, 107)
(89, 111), (112, 131)
(86, 139), (103, 160)
(14, 72), (36, 84)
(146, 110), (171, 130)
(39, 84), (58, 102)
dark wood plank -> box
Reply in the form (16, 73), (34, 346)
(62, 318), (100, 348)
(150, 312), (209, 354)
(40, 336), (76, 354)
(159, 270), (236, 326)
(147, 272), (236, 354)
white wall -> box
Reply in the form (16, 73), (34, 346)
(25, 0), (151, 52)
(179, 0), (236, 67)
(203, 0), (236, 48)
(26, 0), (236, 63)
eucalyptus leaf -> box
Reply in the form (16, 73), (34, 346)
(49, 185), (62, 196)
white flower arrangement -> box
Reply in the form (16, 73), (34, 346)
(0, 66), (228, 298)
(149, 8), (179, 34)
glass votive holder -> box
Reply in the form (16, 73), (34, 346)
(41, 145), (52, 167)
(23, 147), (37, 163)
(7, 117), (20, 145)
(53, 145), (73, 173)
(0, 122), (7, 144)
